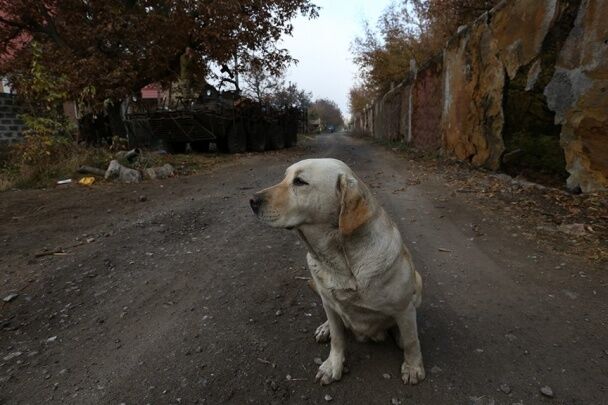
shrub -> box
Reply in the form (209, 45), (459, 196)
(0, 137), (111, 190)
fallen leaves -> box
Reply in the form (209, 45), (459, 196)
(395, 148), (608, 261)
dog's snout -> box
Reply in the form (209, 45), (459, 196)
(250, 195), (263, 214)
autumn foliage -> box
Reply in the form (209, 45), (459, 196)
(309, 99), (343, 129)
(0, 0), (318, 110)
(349, 0), (498, 117)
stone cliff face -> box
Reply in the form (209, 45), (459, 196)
(441, 0), (561, 172)
(441, 13), (505, 170)
(356, 0), (607, 192)
(545, 0), (608, 192)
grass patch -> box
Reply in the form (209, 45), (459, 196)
(0, 140), (230, 192)
(143, 152), (228, 176)
(0, 139), (112, 191)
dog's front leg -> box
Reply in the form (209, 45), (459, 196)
(315, 300), (346, 385)
(396, 302), (425, 385)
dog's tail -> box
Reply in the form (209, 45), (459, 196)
(413, 271), (423, 308)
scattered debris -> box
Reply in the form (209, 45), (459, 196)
(46, 336), (57, 343)
(424, 149), (608, 261)
(115, 148), (141, 163)
(78, 176), (96, 186)
(34, 248), (67, 258)
(468, 395), (496, 405)
(3, 293), (18, 303)
(382, 373), (391, 379)
(430, 365), (442, 375)
(105, 160), (143, 184)
(57, 179), (72, 185)
(499, 383), (512, 394)
(391, 398), (401, 405)
(438, 248), (452, 253)
(102, 158), (176, 184)
(77, 165), (106, 177)
(540, 386), (554, 398)
(284, 374), (306, 382)
(324, 394), (333, 402)
(559, 223), (592, 236)
(2, 351), (22, 361)
(145, 164), (176, 180)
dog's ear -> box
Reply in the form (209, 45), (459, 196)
(338, 174), (372, 236)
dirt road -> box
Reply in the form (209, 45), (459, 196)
(1, 134), (606, 404)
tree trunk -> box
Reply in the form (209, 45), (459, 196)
(106, 101), (127, 138)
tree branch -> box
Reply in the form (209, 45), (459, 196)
(0, 15), (30, 31)
(37, 3), (70, 49)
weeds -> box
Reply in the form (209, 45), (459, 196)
(0, 139), (112, 190)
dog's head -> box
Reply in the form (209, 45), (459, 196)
(250, 158), (373, 236)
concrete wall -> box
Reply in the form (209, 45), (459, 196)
(0, 93), (24, 145)
(355, 0), (607, 192)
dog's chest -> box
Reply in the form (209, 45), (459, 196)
(309, 262), (376, 314)
(307, 250), (357, 291)
(317, 280), (393, 336)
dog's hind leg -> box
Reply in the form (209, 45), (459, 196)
(314, 320), (330, 343)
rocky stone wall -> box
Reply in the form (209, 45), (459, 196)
(545, 0), (608, 192)
(442, 13), (506, 170)
(0, 93), (24, 145)
(355, 0), (607, 192)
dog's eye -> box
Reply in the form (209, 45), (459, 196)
(293, 177), (308, 186)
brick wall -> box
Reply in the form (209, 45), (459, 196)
(374, 84), (403, 141)
(411, 57), (443, 151)
(0, 93), (24, 145)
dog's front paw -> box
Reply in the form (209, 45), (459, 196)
(314, 321), (330, 343)
(401, 361), (425, 385)
(315, 355), (344, 385)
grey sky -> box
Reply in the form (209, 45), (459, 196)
(280, 0), (393, 120)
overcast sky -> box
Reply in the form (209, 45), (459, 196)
(279, 0), (393, 120)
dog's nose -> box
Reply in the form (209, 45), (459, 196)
(250, 195), (263, 214)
